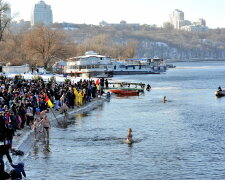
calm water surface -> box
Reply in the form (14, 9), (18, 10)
(25, 61), (225, 180)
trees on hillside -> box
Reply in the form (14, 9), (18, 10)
(23, 25), (68, 69)
(0, 33), (26, 65)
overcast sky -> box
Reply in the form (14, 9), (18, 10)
(6, 0), (225, 28)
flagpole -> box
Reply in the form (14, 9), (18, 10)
(49, 107), (59, 124)
(45, 93), (59, 124)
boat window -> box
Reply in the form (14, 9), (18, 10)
(139, 65), (141, 69)
(133, 66), (135, 69)
(114, 65), (116, 70)
(126, 66), (128, 70)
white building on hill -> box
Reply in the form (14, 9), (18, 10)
(169, 9), (209, 32)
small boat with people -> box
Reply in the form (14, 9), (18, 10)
(215, 86), (225, 97)
(106, 81), (146, 96)
(109, 89), (139, 96)
(107, 82), (145, 92)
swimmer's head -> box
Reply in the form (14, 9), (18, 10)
(128, 128), (132, 132)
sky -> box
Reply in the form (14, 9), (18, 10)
(6, 0), (225, 29)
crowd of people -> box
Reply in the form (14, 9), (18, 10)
(0, 75), (108, 180)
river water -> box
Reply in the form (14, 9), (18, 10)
(24, 61), (225, 180)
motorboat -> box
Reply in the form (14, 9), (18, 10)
(109, 89), (139, 96)
(107, 82), (145, 92)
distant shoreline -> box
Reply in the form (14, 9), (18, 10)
(166, 59), (225, 63)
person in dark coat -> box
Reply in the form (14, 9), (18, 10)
(10, 162), (26, 180)
(0, 112), (6, 142)
(0, 144), (13, 175)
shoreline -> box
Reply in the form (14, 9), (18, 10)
(5, 97), (106, 171)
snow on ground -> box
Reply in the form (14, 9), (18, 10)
(3, 72), (98, 83)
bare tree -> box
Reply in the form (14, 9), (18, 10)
(122, 39), (139, 58)
(23, 25), (68, 69)
(0, 0), (11, 42)
(0, 33), (26, 65)
(82, 34), (112, 55)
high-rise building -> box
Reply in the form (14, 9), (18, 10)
(170, 9), (184, 29)
(31, 0), (53, 26)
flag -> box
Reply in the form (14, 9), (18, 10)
(45, 95), (54, 108)
(95, 79), (100, 85)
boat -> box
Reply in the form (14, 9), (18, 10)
(106, 81), (144, 96)
(215, 90), (225, 97)
(64, 51), (113, 78)
(166, 64), (176, 68)
(109, 89), (139, 96)
(107, 82), (145, 92)
(112, 57), (167, 75)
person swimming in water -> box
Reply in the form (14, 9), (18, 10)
(163, 96), (167, 103)
(146, 84), (151, 91)
(126, 128), (133, 144)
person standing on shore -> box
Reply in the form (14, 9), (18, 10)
(40, 116), (51, 140)
(0, 144), (13, 176)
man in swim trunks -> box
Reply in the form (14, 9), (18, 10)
(40, 116), (51, 140)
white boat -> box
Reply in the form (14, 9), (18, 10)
(151, 57), (168, 73)
(64, 51), (113, 78)
(112, 57), (167, 75)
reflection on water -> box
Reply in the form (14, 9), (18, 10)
(25, 62), (225, 180)
(43, 140), (51, 155)
(32, 142), (39, 160)
(32, 140), (51, 160)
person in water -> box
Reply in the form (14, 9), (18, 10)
(126, 128), (133, 143)
(218, 86), (222, 91)
(163, 96), (167, 103)
(33, 118), (40, 141)
(146, 84), (151, 91)
(40, 116), (51, 140)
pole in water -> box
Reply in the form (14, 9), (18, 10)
(49, 108), (59, 123)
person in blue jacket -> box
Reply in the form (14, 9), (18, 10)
(10, 162), (26, 180)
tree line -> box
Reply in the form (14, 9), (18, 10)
(1, 0), (225, 70)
